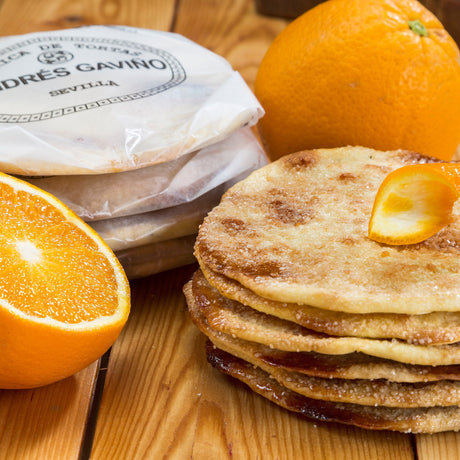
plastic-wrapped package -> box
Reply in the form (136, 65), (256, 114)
(115, 235), (197, 279)
(0, 26), (263, 175)
(90, 181), (228, 251)
(0, 26), (267, 278)
(24, 128), (267, 221)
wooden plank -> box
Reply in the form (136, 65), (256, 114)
(91, 265), (413, 459)
(415, 433), (460, 460)
(90, 1), (413, 458)
(0, 0), (453, 458)
(0, 362), (99, 460)
(0, 2), (106, 460)
(0, 0), (175, 35)
(90, 266), (198, 459)
(173, 0), (288, 90)
(0, 2), (174, 459)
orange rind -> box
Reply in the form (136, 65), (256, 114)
(255, 0), (460, 161)
(0, 173), (130, 389)
(368, 163), (460, 245)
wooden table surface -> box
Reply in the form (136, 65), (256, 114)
(0, 1), (459, 459)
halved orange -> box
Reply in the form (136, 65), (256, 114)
(0, 173), (130, 389)
(368, 163), (460, 245)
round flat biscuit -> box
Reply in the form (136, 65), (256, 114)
(204, 327), (460, 408)
(200, 264), (460, 345)
(206, 344), (460, 433)
(195, 147), (460, 314)
(187, 271), (460, 383)
(184, 269), (460, 366)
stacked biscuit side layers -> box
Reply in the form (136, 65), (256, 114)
(185, 146), (460, 433)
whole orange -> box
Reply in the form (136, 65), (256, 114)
(255, 0), (460, 161)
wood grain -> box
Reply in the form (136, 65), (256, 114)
(0, 0), (458, 458)
(415, 433), (460, 460)
(0, 362), (99, 460)
(0, 2), (175, 460)
(0, 2), (115, 460)
(174, 0), (287, 90)
(91, 266), (413, 460)
(0, 0), (176, 35)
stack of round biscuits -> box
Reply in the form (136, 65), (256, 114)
(185, 146), (460, 433)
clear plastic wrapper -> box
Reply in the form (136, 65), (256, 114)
(116, 234), (197, 279)
(0, 26), (263, 175)
(24, 127), (267, 221)
(91, 181), (228, 251)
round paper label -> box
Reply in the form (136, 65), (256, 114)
(0, 32), (186, 122)
(0, 26), (263, 175)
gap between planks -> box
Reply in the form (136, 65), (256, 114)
(78, 349), (112, 460)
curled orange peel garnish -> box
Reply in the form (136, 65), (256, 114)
(368, 163), (460, 245)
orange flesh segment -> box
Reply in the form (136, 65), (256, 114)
(368, 163), (460, 245)
(0, 183), (119, 324)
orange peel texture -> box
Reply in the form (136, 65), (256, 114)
(0, 173), (130, 389)
(368, 163), (460, 245)
(255, 0), (460, 161)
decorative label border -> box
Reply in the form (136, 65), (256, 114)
(0, 35), (187, 123)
